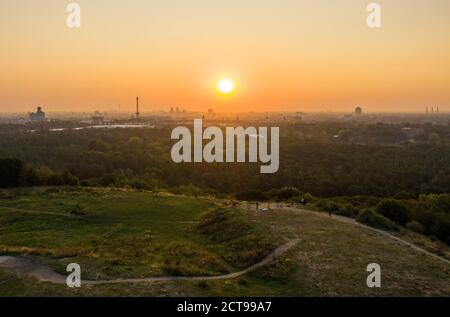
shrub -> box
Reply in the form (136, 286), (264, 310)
(314, 199), (328, 209)
(376, 199), (411, 226)
(417, 211), (450, 244)
(357, 209), (398, 231)
(0, 158), (23, 187)
(420, 194), (450, 214)
(70, 205), (88, 215)
(268, 187), (302, 201)
(394, 191), (416, 200)
(236, 190), (267, 202)
(323, 201), (340, 213)
(197, 281), (209, 289)
(62, 171), (79, 186)
(80, 180), (91, 187)
(173, 184), (202, 197)
(336, 203), (360, 218)
(100, 173), (116, 187)
(406, 221), (425, 234)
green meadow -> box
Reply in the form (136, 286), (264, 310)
(0, 187), (449, 296)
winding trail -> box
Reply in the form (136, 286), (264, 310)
(3, 199), (449, 286)
(289, 207), (450, 265)
(0, 239), (300, 285)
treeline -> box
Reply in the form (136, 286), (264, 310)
(0, 158), (78, 188)
(0, 124), (450, 197)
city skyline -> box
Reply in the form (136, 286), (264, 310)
(1, 0), (450, 113)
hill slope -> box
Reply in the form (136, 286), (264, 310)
(0, 188), (449, 296)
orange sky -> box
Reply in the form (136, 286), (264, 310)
(1, 0), (450, 113)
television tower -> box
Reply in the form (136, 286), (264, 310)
(135, 97), (140, 119)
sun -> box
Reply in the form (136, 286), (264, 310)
(217, 78), (236, 95)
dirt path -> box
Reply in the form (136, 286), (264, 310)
(0, 239), (300, 285)
(289, 207), (450, 265)
(0, 256), (66, 284)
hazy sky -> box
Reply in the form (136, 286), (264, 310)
(1, 0), (450, 113)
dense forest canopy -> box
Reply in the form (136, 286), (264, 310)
(0, 121), (449, 197)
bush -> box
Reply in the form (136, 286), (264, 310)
(420, 194), (450, 214)
(336, 203), (360, 218)
(100, 173), (116, 187)
(376, 199), (411, 226)
(394, 191), (416, 200)
(70, 205), (88, 215)
(406, 221), (425, 234)
(197, 281), (209, 289)
(323, 201), (340, 213)
(236, 190), (267, 202)
(0, 158), (23, 187)
(357, 209), (398, 231)
(173, 183), (203, 197)
(268, 187), (302, 201)
(62, 171), (79, 186)
(80, 180), (90, 187)
(416, 211), (450, 244)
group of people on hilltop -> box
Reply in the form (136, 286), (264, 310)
(255, 198), (334, 217)
(255, 197), (308, 209)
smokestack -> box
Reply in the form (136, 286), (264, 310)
(136, 97), (140, 119)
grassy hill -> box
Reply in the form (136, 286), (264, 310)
(0, 187), (449, 296)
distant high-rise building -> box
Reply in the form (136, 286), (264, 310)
(135, 97), (140, 119)
(355, 106), (363, 116)
(426, 107), (429, 114)
(431, 107), (434, 114)
(29, 106), (46, 121)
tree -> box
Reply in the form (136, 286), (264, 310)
(88, 139), (97, 151)
(428, 133), (441, 144)
(269, 187), (302, 201)
(376, 199), (411, 226)
(128, 136), (144, 148)
(0, 158), (24, 187)
(236, 190), (267, 202)
(62, 170), (79, 186)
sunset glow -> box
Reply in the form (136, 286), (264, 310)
(217, 79), (236, 95)
(1, 0), (450, 113)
